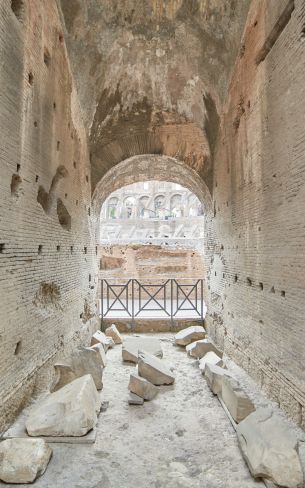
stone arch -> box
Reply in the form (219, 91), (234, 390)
(92, 154), (212, 221)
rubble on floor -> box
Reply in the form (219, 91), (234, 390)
(174, 325), (206, 346)
(237, 408), (304, 488)
(221, 376), (255, 423)
(105, 324), (123, 344)
(26, 375), (101, 437)
(52, 345), (104, 391)
(198, 351), (223, 373)
(128, 392), (145, 405)
(0, 438), (52, 484)
(91, 330), (114, 351)
(186, 338), (222, 359)
(91, 342), (107, 368)
(122, 336), (163, 363)
(128, 373), (158, 400)
(204, 363), (231, 395)
(138, 350), (175, 385)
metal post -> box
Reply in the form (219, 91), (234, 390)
(170, 279), (173, 327)
(201, 279), (204, 324)
(101, 280), (104, 324)
(131, 279), (134, 327)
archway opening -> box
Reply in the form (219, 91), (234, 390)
(93, 155), (212, 332)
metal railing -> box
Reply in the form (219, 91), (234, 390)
(99, 279), (205, 322)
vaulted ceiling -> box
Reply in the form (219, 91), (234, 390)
(59, 0), (251, 191)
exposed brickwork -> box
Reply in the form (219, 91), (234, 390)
(99, 244), (205, 283)
(0, 0), (98, 431)
(208, 0), (305, 426)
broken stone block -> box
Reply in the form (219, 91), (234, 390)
(237, 408), (304, 488)
(205, 363), (232, 395)
(122, 336), (163, 363)
(174, 325), (206, 346)
(221, 376), (255, 423)
(199, 351), (223, 373)
(91, 343), (107, 368)
(138, 350), (175, 385)
(26, 374), (101, 437)
(0, 438), (52, 484)
(186, 339), (222, 359)
(52, 345), (104, 391)
(128, 392), (145, 405)
(105, 323), (122, 344)
(128, 373), (158, 400)
(91, 330), (114, 351)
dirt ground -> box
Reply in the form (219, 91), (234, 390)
(1, 334), (273, 488)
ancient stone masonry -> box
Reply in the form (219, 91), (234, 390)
(206, 0), (305, 427)
(0, 0), (98, 431)
(1, 0), (305, 458)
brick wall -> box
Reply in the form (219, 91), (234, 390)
(0, 0), (98, 431)
(207, 0), (305, 427)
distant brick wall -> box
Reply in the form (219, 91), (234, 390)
(0, 0), (98, 431)
(99, 243), (206, 282)
(207, 0), (305, 427)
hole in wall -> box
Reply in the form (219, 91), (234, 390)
(89, 274), (92, 282)
(35, 175), (39, 182)
(53, 102), (56, 110)
(84, 247), (87, 254)
(34, 121), (38, 127)
(28, 71), (34, 85)
(259, 282), (264, 290)
(57, 141), (60, 151)
(11, 173), (22, 198)
(270, 286), (275, 294)
(301, 25), (305, 39)
(37, 185), (49, 212)
(234, 275), (238, 283)
(76, 200), (78, 206)
(70, 246), (73, 254)
(43, 47), (51, 67)
(38, 245), (43, 255)
(59, 32), (64, 43)
(73, 161), (77, 169)
(57, 198), (71, 231)
(57, 245), (60, 252)
(95, 246), (98, 255)
(65, 193), (68, 198)
(88, 207), (91, 216)
(11, 0), (24, 22)
(17, 164), (20, 172)
(14, 340), (22, 355)
(86, 175), (89, 183)
(247, 277), (252, 286)
(0, 244), (5, 253)
(281, 290), (286, 297)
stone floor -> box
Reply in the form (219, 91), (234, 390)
(1, 334), (266, 488)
